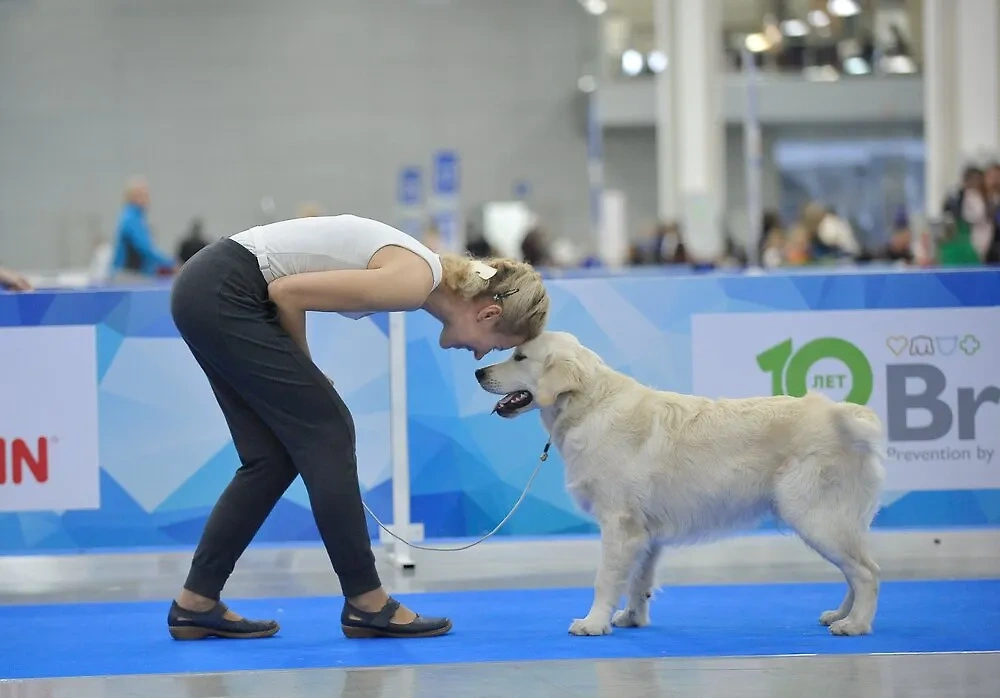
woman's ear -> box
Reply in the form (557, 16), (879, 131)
(535, 356), (585, 407)
(476, 304), (502, 323)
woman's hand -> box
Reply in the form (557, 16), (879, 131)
(273, 301), (311, 358)
(0, 266), (31, 291)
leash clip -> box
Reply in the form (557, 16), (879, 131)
(540, 440), (551, 462)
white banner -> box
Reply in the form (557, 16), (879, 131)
(692, 307), (1000, 492)
(0, 325), (100, 512)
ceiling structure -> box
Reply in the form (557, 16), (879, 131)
(591, 0), (921, 78)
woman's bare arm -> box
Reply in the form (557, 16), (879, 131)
(267, 254), (435, 357)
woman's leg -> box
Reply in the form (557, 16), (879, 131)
(165, 344), (295, 638)
(203, 311), (450, 635)
(208, 322), (383, 600)
(181, 344), (299, 602)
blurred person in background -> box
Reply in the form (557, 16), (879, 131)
(111, 177), (177, 279)
(985, 162), (1000, 210)
(520, 226), (553, 267)
(872, 209), (914, 265)
(802, 202), (860, 261)
(961, 168), (994, 261)
(0, 264), (31, 291)
(627, 242), (646, 266)
(466, 237), (496, 258)
(759, 210), (786, 269)
(422, 221), (442, 252)
(984, 163), (1000, 265)
(941, 166), (989, 265)
(760, 228), (787, 268)
(656, 221), (687, 264)
(465, 221), (497, 258)
(716, 235), (747, 269)
(178, 218), (210, 264)
(784, 225), (813, 266)
(548, 237), (582, 268)
(297, 203), (324, 218)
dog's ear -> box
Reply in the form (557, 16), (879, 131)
(536, 355), (586, 407)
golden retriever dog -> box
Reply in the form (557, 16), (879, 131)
(475, 331), (885, 636)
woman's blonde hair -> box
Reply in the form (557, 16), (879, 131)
(439, 254), (550, 340)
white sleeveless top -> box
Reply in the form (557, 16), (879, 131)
(231, 214), (443, 320)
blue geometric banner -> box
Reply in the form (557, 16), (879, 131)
(404, 269), (1000, 539)
(0, 268), (998, 554)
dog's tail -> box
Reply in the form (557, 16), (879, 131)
(815, 393), (886, 528)
(833, 404), (884, 459)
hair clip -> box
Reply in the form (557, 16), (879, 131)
(493, 288), (519, 302)
(471, 260), (498, 281)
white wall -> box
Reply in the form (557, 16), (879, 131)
(0, 0), (599, 269)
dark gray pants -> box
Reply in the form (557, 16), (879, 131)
(170, 239), (381, 599)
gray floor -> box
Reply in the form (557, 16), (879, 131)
(1, 532), (998, 697)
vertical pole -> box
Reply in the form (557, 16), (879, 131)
(742, 47), (763, 266)
(386, 310), (417, 569)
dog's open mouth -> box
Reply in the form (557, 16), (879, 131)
(493, 391), (533, 418)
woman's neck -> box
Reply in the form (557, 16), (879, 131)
(421, 285), (459, 324)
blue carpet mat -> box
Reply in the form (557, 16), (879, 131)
(2, 580), (998, 680)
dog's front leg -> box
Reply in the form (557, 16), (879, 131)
(613, 540), (663, 628)
(570, 518), (646, 636)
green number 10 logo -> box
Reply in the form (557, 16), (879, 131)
(756, 337), (874, 405)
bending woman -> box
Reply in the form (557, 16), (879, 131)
(168, 214), (549, 640)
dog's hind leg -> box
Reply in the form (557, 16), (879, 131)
(795, 520), (879, 636)
(612, 540), (663, 628)
(818, 587), (854, 626)
(776, 456), (881, 636)
(570, 516), (648, 636)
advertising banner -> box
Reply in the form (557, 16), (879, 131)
(692, 307), (1000, 491)
(0, 325), (100, 512)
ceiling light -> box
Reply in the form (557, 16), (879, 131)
(807, 9), (831, 27)
(647, 51), (668, 73)
(882, 55), (917, 74)
(828, 0), (861, 18)
(621, 49), (644, 77)
(577, 75), (597, 93)
(843, 56), (871, 75)
(582, 0), (607, 16)
(745, 33), (770, 53)
(781, 19), (810, 37)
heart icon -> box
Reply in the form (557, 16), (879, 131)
(886, 336), (908, 356)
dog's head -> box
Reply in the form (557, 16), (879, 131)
(475, 331), (601, 418)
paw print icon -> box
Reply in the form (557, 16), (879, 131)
(959, 334), (981, 356)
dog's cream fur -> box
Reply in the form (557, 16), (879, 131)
(477, 331), (886, 637)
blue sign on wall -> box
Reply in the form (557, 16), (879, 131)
(431, 150), (461, 250)
(397, 166), (423, 208)
(433, 150), (460, 196)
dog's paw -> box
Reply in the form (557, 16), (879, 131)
(612, 607), (650, 628)
(828, 618), (871, 636)
(819, 609), (848, 626)
(568, 618), (612, 636)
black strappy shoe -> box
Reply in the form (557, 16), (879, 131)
(167, 600), (280, 640)
(340, 597), (452, 639)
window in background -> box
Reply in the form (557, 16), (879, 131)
(774, 138), (925, 248)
